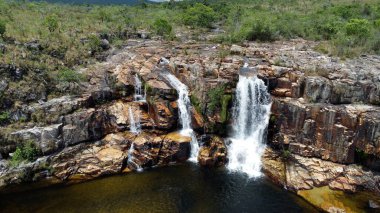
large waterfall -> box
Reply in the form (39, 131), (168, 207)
(227, 66), (271, 178)
(164, 73), (199, 161)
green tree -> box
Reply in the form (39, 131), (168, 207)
(152, 19), (172, 37)
(345, 19), (371, 38)
(45, 14), (59, 32)
(246, 20), (276, 42)
(182, 3), (217, 28)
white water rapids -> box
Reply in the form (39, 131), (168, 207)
(227, 65), (271, 178)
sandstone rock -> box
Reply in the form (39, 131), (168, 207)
(230, 45), (244, 55)
(270, 98), (380, 164)
(198, 135), (227, 167)
(159, 132), (191, 163)
(8, 124), (63, 154)
(262, 147), (380, 194)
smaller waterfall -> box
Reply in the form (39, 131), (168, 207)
(127, 143), (143, 172)
(164, 73), (199, 161)
(134, 74), (146, 102)
(129, 106), (141, 134)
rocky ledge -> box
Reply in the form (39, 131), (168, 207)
(0, 38), (379, 212)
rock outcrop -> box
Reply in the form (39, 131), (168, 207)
(0, 38), (379, 213)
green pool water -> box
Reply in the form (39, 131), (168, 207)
(0, 163), (318, 213)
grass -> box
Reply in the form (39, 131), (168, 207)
(0, 0), (379, 113)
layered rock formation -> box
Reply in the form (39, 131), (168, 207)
(0, 38), (379, 211)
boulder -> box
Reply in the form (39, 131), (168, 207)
(198, 135), (227, 167)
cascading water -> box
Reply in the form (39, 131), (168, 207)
(227, 63), (271, 178)
(127, 142), (143, 172)
(134, 74), (146, 102)
(128, 105), (142, 171)
(129, 106), (141, 134)
(164, 73), (199, 162)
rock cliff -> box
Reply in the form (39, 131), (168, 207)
(0, 38), (379, 211)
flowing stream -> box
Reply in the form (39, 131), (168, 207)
(164, 73), (199, 162)
(227, 63), (272, 178)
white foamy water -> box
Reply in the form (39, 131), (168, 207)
(227, 71), (271, 178)
(127, 142), (143, 172)
(164, 73), (199, 162)
(134, 74), (146, 102)
(129, 106), (141, 134)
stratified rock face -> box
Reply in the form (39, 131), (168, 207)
(270, 99), (380, 164)
(198, 135), (227, 167)
(0, 130), (191, 185)
(262, 148), (380, 193)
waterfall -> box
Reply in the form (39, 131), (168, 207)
(164, 73), (199, 161)
(129, 106), (141, 134)
(134, 74), (146, 102)
(127, 142), (143, 172)
(227, 68), (271, 178)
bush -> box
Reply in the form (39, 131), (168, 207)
(246, 20), (276, 42)
(152, 19), (172, 37)
(45, 14), (59, 33)
(0, 111), (10, 125)
(57, 68), (85, 83)
(0, 20), (6, 37)
(11, 141), (40, 166)
(207, 85), (225, 113)
(345, 19), (371, 38)
(88, 34), (102, 53)
(315, 17), (343, 40)
(182, 3), (217, 28)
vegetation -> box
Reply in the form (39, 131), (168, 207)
(182, 3), (217, 28)
(11, 141), (40, 167)
(56, 68), (85, 83)
(207, 84), (226, 113)
(0, 0), (379, 113)
(0, 111), (10, 125)
(152, 18), (173, 38)
(0, 19), (6, 38)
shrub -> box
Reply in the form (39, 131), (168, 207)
(152, 19), (172, 37)
(182, 3), (217, 28)
(246, 20), (276, 42)
(315, 17), (343, 40)
(207, 85), (225, 113)
(0, 111), (10, 125)
(88, 34), (102, 53)
(57, 68), (85, 83)
(45, 14), (59, 33)
(0, 20), (6, 38)
(11, 141), (40, 166)
(345, 19), (371, 38)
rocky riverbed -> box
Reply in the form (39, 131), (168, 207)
(1, 38), (379, 212)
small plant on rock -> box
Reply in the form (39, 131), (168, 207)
(11, 141), (40, 167)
